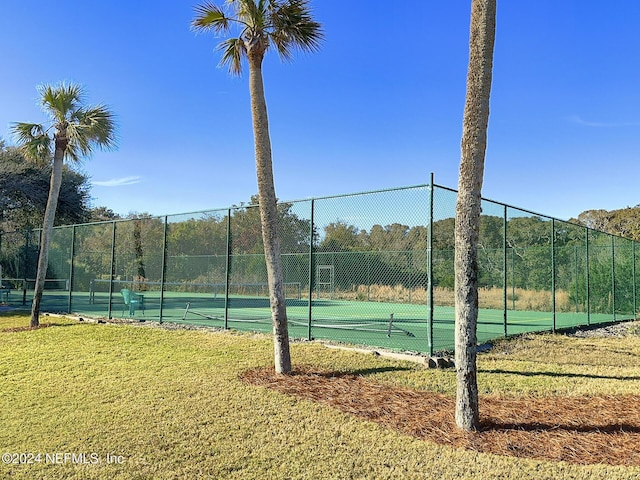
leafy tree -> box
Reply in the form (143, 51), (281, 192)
(573, 207), (640, 241)
(12, 82), (116, 327)
(454, 0), (496, 431)
(505, 216), (553, 290)
(192, 0), (322, 374)
(320, 222), (365, 252)
(406, 225), (429, 251)
(230, 197), (310, 254)
(0, 145), (91, 231)
(88, 206), (120, 222)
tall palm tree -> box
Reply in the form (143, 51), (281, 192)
(12, 82), (116, 327)
(192, 0), (323, 374)
(454, 0), (497, 431)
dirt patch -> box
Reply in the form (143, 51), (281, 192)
(1, 323), (54, 333)
(242, 366), (640, 466)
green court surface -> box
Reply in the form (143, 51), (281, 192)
(7, 288), (628, 354)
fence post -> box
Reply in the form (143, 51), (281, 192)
(159, 216), (168, 323)
(503, 205), (507, 337)
(24, 230), (31, 280)
(551, 218), (556, 332)
(511, 247), (515, 310)
(611, 236), (616, 321)
(427, 173), (435, 356)
(367, 253), (371, 302)
(67, 225), (76, 313)
(22, 230), (30, 305)
(108, 221), (116, 319)
(224, 209), (232, 330)
(307, 199), (315, 341)
(586, 226), (590, 325)
(633, 240), (637, 319)
(574, 246), (579, 314)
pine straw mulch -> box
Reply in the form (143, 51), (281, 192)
(241, 366), (640, 466)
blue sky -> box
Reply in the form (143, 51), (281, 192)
(1, 1), (639, 222)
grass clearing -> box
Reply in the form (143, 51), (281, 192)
(1, 313), (640, 479)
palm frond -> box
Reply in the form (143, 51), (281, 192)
(38, 82), (84, 123)
(61, 141), (82, 163)
(194, 0), (322, 71)
(242, 0), (267, 30)
(10, 122), (52, 164)
(12, 83), (116, 167)
(269, 0), (323, 60)
(217, 37), (247, 75)
(64, 106), (117, 162)
(11, 122), (45, 144)
(192, 2), (231, 33)
(228, 0), (255, 20)
(74, 105), (117, 149)
(65, 124), (90, 159)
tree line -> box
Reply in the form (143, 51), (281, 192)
(18, 205), (628, 311)
(0, 142), (121, 232)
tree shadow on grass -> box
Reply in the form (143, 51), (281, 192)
(291, 366), (414, 378)
(0, 309), (29, 317)
(480, 367), (640, 381)
(482, 419), (640, 434)
(1, 322), (79, 333)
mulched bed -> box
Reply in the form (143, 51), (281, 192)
(242, 366), (640, 466)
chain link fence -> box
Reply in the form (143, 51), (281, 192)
(1, 179), (638, 354)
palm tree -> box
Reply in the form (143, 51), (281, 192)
(454, 0), (497, 431)
(191, 0), (323, 374)
(12, 82), (116, 327)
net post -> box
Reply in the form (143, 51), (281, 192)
(182, 302), (191, 321)
(386, 313), (394, 337)
(89, 279), (95, 304)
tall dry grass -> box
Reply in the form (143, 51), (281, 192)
(323, 284), (576, 312)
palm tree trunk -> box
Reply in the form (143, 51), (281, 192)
(248, 53), (292, 374)
(30, 149), (64, 327)
(454, 0), (496, 431)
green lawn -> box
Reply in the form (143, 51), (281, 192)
(1, 312), (639, 479)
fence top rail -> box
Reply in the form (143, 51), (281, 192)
(434, 183), (561, 224)
(165, 183), (434, 219)
(432, 183), (638, 243)
(8, 176), (635, 246)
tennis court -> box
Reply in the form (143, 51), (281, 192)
(2, 182), (638, 354)
(18, 285), (615, 353)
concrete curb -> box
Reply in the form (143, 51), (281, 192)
(323, 343), (455, 368)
